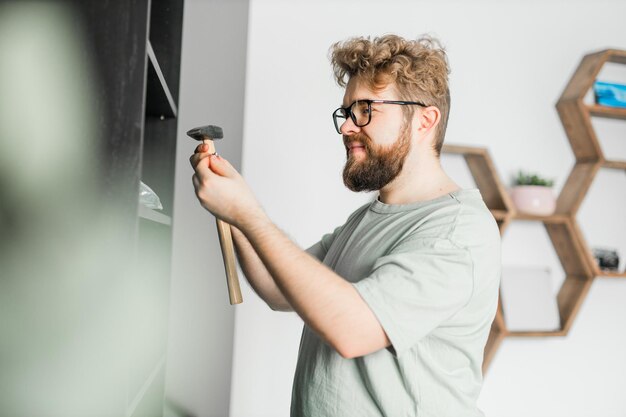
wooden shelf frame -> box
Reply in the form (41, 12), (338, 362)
(555, 161), (602, 216)
(442, 140), (599, 372)
(475, 49), (625, 373)
(438, 50), (626, 375)
(588, 103), (626, 119)
(603, 159), (626, 170)
(556, 49), (626, 215)
(504, 218), (594, 337)
(512, 212), (571, 223)
(556, 48), (626, 280)
(556, 49), (626, 162)
(597, 270), (626, 278)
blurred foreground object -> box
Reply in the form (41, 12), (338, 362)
(0, 2), (130, 416)
(0, 1), (184, 416)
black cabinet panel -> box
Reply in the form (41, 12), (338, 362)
(70, 1), (184, 415)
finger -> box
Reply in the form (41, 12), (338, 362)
(208, 154), (238, 178)
(195, 143), (209, 153)
(189, 151), (211, 169)
(194, 154), (216, 179)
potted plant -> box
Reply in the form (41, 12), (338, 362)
(510, 170), (556, 216)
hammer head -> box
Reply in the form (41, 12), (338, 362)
(186, 125), (224, 141)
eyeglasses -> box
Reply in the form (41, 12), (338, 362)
(332, 99), (427, 134)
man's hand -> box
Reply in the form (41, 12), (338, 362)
(189, 143), (266, 229)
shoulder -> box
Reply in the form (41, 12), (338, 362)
(404, 189), (500, 249)
(449, 192), (501, 249)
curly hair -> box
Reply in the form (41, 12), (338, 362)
(330, 34), (451, 156)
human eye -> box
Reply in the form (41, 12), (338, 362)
(354, 100), (371, 116)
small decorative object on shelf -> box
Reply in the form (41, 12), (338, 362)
(594, 80), (626, 109)
(592, 247), (620, 271)
(510, 170), (556, 216)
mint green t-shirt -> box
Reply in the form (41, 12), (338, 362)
(291, 188), (501, 417)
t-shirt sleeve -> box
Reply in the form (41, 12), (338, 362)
(306, 202), (372, 262)
(305, 225), (343, 262)
(352, 237), (474, 358)
(305, 240), (326, 261)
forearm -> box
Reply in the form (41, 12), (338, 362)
(239, 213), (373, 357)
(231, 225), (293, 312)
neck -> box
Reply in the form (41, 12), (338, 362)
(377, 148), (460, 205)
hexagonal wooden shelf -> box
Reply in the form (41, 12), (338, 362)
(556, 49), (626, 166)
(556, 48), (626, 279)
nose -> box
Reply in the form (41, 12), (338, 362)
(340, 116), (361, 136)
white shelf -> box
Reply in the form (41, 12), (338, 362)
(138, 204), (171, 226)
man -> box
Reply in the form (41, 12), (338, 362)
(190, 34), (501, 417)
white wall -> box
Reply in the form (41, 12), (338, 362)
(165, 1), (249, 416)
(229, 1), (626, 417)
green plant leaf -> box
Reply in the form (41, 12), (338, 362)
(513, 170), (554, 187)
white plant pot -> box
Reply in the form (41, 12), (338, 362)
(510, 185), (556, 216)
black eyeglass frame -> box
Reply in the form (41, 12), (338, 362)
(332, 99), (427, 134)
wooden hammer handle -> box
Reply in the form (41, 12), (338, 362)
(201, 139), (242, 304)
(216, 218), (243, 304)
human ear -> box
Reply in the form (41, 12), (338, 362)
(417, 106), (441, 134)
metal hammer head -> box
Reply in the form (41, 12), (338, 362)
(186, 125), (224, 141)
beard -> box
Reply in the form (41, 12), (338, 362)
(342, 126), (411, 192)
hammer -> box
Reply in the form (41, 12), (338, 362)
(187, 125), (243, 305)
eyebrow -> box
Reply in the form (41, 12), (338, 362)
(341, 98), (373, 107)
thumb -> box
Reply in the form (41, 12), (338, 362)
(209, 154), (238, 178)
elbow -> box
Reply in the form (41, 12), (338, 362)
(334, 339), (360, 360)
(337, 347), (360, 360)
(268, 303), (282, 312)
(338, 349), (356, 360)
(269, 302), (293, 312)
(334, 337), (390, 359)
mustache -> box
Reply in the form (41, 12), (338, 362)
(343, 133), (372, 151)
